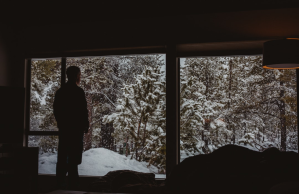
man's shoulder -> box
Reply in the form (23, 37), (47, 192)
(76, 85), (85, 93)
(55, 83), (85, 95)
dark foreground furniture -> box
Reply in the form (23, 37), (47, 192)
(0, 144), (39, 194)
(268, 181), (299, 194)
(89, 170), (164, 194)
(89, 145), (299, 194)
(166, 145), (299, 194)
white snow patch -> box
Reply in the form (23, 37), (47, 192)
(38, 147), (166, 178)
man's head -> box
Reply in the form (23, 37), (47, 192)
(66, 66), (81, 85)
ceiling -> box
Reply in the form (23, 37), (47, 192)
(3, 0), (299, 28)
(3, 0), (299, 57)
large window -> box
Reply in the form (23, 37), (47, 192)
(27, 52), (299, 177)
(180, 56), (298, 161)
(28, 55), (166, 178)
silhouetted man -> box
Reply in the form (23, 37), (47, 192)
(53, 66), (89, 190)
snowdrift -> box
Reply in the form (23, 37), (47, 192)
(38, 147), (164, 177)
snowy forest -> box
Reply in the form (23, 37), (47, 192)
(28, 55), (298, 176)
(180, 56), (298, 160)
(29, 55), (166, 175)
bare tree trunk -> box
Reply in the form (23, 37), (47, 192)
(125, 136), (129, 157)
(244, 106), (247, 136)
(228, 60), (235, 144)
(142, 122), (147, 148)
(204, 119), (209, 146)
(110, 124), (114, 151)
(135, 116), (142, 160)
(263, 127), (265, 142)
(203, 64), (211, 147)
(279, 81), (287, 151)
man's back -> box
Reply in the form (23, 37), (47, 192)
(54, 66), (89, 190)
(53, 82), (89, 136)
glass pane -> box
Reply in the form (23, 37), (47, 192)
(28, 135), (59, 174)
(180, 56), (298, 162)
(49, 55), (165, 178)
(30, 59), (61, 131)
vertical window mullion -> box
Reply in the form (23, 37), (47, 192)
(297, 69), (299, 152)
(177, 59), (180, 162)
(166, 45), (180, 177)
(24, 59), (32, 147)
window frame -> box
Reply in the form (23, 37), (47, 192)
(24, 47), (179, 178)
(24, 43), (299, 178)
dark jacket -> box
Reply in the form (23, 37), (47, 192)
(53, 81), (89, 137)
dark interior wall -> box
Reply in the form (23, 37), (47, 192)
(0, 86), (25, 144)
(22, 17), (170, 56)
(0, 24), (11, 86)
(176, 8), (299, 43)
(0, 24), (24, 87)
(0, 24), (24, 144)
(23, 7), (299, 57)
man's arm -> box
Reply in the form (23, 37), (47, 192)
(80, 89), (90, 133)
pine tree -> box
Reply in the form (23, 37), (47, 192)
(180, 56), (297, 154)
(103, 55), (166, 171)
(180, 58), (227, 155)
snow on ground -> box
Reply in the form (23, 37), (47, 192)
(180, 150), (190, 162)
(238, 144), (260, 151)
(38, 147), (166, 178)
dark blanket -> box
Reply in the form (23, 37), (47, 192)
(89, 145), (298, 194)
(166, 145), (299, 194)
(89, 170), (163, 193)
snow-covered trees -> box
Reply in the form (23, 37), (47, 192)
(180, 58), (226, 155)
(180, 56), (298, 157)
(103, 56), (166, 172)
(29, 59), (61, 151)
(30, 59), (61, 131)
